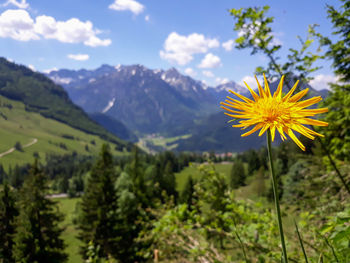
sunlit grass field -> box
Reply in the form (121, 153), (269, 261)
(55, 197), (82, 263)
(0, 95), (126, 171)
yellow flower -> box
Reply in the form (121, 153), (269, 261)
(220, 74), (328, 151)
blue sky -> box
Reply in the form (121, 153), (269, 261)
(0, 0), (341, 89)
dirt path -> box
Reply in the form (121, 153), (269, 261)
(0, 138), (38, 158)
(47, 193), (68, 199)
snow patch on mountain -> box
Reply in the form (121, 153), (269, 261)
(213, 81), (246, 94)
(102, 98), (116, 113)
(50, 76), (73, 85)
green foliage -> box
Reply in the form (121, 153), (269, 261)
(253, 167), (266, 197)
(322, 0), (350, 82)
(0, 164), (6, 184)
(246, 150), (261, 174)
(321, 85), (350, 161)
(14, 141), (23, 152)
(85, 241), (102, 263)
(319, 208), (350, 262)
(180, 175), (195, 208)
(316, 0), (350, 161)
(229, 6), (323, 86)
(229, 160), (246, 189)
(139, 164), (292, 262)
(283, 160), (309, 202)
(0, 182), (18, 262)
(13, 160), (67, 263)
(77, 144), (119, 259)
(67, 174), (84, 197)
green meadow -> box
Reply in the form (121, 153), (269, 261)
(0, 95), (125, 171)
(55, 197), (82, 263)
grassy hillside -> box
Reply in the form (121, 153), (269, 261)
(0, 58), (127, 147)
(0, 95), (126, 170)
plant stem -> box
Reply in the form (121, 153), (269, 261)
(266, 130), (288, 263)
(294, 219), (308, 263)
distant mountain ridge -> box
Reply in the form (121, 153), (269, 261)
(47, 64), (219, 135)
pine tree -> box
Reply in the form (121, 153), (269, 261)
(181, 176), (195, 209)
(162, 161), (177, 200)
(114, 171), (140, 262)
(0, 182), (18, 263)
(77, 144), (119, 259)
(0, 164), (6, 184)
(247, 150), (261, 174)
(229, 160), (246, 189)
(127, 146), (148, 206)
(13, 160), (67, 263)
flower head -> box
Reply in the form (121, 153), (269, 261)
(220, 74), (328, 151)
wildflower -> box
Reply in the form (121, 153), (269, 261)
(220, 74), (328, 151)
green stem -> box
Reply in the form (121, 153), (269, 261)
(267, 130), (288, 263)
(294, 219), (308, 263)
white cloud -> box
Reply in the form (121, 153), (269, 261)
(309, 74), (338, 91)
(160, 50), (192, 66)
(0, 9), (111, 47)
(184, 67), (196, 77)
(67, 53), (89, 61)
(28, 64), (35, 71)
(3, 0), (28, 9)
(239, 75), (262, 89)
(222, 39), (234, 51)
(198, 53), (221, 68)
(202, 70), (214, 78)
(0, 9), (39, 41)
(109, 0), (144, 15)
(43, 67), (58, 74)
(216, 77), (229, 85)
(160, 32), (219, 65)
(35, 16), (111, 47)
(145, 15), (150, 21)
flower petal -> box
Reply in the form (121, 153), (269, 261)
(286, 128), (306, 151)
(296, 96), (322, 109)
(258, 124), (270, 136)
(270, 125), (276, 141)
(229, 90), (254, 103)
(282, 80), (299, 102)
(289, 88), (309, 102)
(243, 81), (260, 101)
(298, 118), (329, 127)
(273, 75), (285, 100)
(255, 75), (265, 98)
(263, 73), (272, 97)
(241, 124), (262, 137)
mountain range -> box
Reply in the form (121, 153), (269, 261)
(47, 65), (218, 136)
(46, 63), (329, 152)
